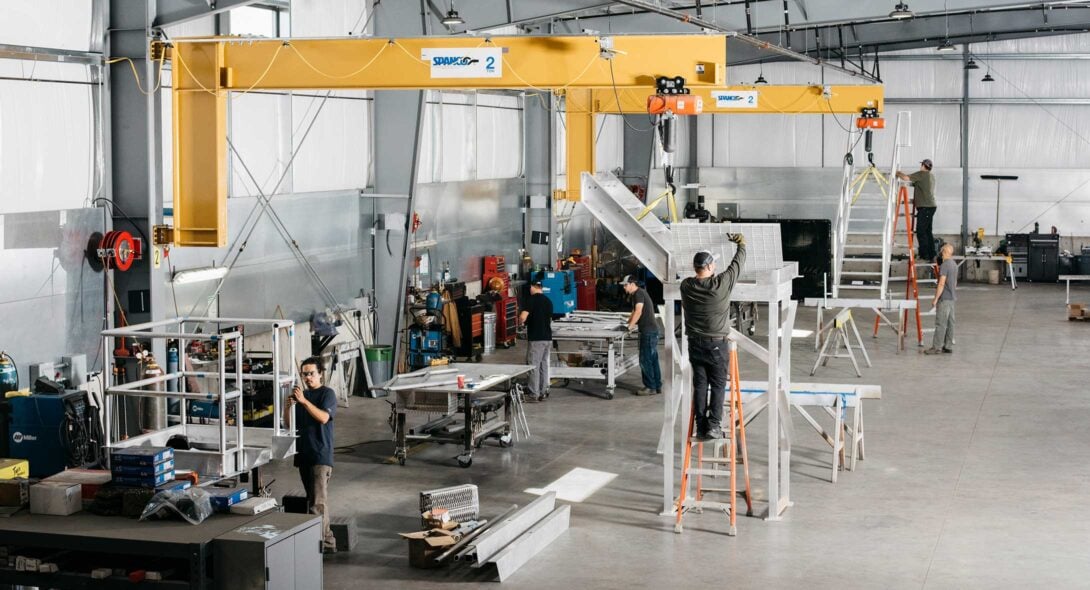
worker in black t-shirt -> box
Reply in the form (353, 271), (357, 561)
(621, 275), (662, 396)
(283, 356), (338, 553)
(519, 281), (553, 401)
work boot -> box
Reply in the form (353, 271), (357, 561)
(705, 426), (723, 440)
(942, 348), (953, 353)
(921, 348), (942, 355)
(634, 388), (655, 396)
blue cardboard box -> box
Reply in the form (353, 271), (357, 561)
(113, 470), (174, 488)
(206, 486), (249, 511)
(112, 459), (175, 477)
(110, 447), (174, 467)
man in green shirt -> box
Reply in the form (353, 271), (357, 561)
(679, 234), (746, 440)
(897, 159), (937, 262)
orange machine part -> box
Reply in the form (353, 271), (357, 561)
(856, 117), (885, 129)
(647, 94), (704, 115)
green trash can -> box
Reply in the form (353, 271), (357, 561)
(364, 345), (393, 396)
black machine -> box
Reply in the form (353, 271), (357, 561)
(731, 218), (833, 300)
(1028, 233), (1060, 282)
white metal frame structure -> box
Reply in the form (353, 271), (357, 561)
(809, 111), (920, 348)
(581, 171), (799, 520)
(102, 317), (298, 479)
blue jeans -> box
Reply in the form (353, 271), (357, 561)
(639, 332), (662, 390)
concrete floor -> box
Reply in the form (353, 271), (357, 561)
(263, 282), (1090, 589)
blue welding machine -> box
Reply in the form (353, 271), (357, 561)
(532, 270), (577, 316)
(8, 391), (98, 478)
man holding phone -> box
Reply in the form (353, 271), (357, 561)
(283, 356), (338, 553)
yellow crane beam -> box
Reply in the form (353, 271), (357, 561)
(591, 84), (883, 115)
(167, 34), (726, 245)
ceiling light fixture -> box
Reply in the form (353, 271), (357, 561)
(755, 73), (768, 84)
(982, 72), (995, 82)
(965, 58), (980, 70)
(441, 0), (464, 26)
(172, 266), (230, 285)
(889, 2), (914, 20)
(936, 1), (956, 52)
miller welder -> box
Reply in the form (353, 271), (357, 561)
(7, 384), (103, 478)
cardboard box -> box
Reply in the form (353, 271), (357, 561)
(1068, 303), (1086, 319)
(109, 447), (173, 467)
(0, 459), (29, 480)
(0, 479), (30, 507)
(30, 482), (82, 515)
(399, 529), (459, 569)
(113, 470), (174, 489)
(113, 459), (175, 477)
(44, 469), (112, 501)
(229, 496), (277, 516)
(206, 486), (248, 511)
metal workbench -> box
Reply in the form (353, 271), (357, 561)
(382, 363), (533, 468)
(550, 311), (640, 399)
(0, 510), (319, 589)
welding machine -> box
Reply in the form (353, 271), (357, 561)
(7, 390), (102, 478)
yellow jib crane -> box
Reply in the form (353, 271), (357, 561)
(160, 34), (884, 246)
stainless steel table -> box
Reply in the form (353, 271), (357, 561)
(382, 363), (533, 468)
(549, 311), (640, 400)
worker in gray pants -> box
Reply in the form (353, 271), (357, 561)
(520, 281), (554, 401)
(924, 243), (957, 355)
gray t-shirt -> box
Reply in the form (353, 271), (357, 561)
(939, 258), (957, 301)
(632, 287), (659, 334)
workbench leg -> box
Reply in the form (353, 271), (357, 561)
(504, 385), (512, 436)
(606, 341), (616, 399)
(458, 395), (474, 468)
(395, 410), (407, 466)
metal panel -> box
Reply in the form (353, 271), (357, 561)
(670, 222), (783, 280)
(580, 172), (670, 278)
(467, 491), (556, 565)
(0, 208), (106, 377)
(489, 505), (571, 582)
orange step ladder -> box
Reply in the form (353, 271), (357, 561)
(674, 340), (753, 536)
(874, 185), (937, 347)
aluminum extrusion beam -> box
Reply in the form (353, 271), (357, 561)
(0, 43), (104, 65)
(466, 492), (557, 565)
(488, 505), (571, 582)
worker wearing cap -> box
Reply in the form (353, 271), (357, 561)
(621, 275), (661, 396)
(897, 159), (937, 262)
(520, 281), (553, 401)
(679, 235), (746, 440)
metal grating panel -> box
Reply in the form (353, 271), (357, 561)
(671, 222), (783, 280)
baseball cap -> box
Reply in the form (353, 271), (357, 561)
(693, 250), (718, 268)
(620, 274), (635, 285)
(920, 159), (933, 170)
(530, 280), (543, 287)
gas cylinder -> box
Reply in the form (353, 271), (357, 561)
(141, 354), (167, 432)
(0, 351), (17, 395)
(426, 291), (443, 314)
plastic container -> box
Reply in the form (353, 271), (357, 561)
(988, 269), (1000, 285)
(482, 312), (497, 355)
(364, 345), (393, 391)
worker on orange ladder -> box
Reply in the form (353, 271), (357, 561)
(897, 158), (938, 263)
(679, 234), (746, 440)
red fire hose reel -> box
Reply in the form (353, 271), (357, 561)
(94, 230), (142, 271)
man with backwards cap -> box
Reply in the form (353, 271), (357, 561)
(679, 233), (747, 440)
(897, 159), (938, 263)
(620, 275), (661, 396)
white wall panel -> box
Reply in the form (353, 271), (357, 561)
(973, 59), (1090, 99)
(969, 105), (1090, 169)
(229, 93), (290, 196)
(0, 1), (93, 51)
(477, 96), (522, 179)
(880, 60), (963, 98)
(291, 0), (369, 36)
(0, 79), (93, 213)
(595, 115), (624, 173)
(291, 95), (371, 192)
